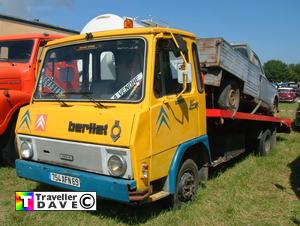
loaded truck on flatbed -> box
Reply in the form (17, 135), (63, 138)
(197, 38), (278, 115)
(15, 15), (291, 206)
(0, 34), (63, 165)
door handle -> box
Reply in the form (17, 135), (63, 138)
(175, 97), (184, 105)
(189, 101), (199, 109)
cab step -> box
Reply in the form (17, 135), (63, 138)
(148, 191), (170, 202)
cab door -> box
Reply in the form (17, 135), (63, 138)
(149, 37), (206, 180)
(246, 48), (261, 99)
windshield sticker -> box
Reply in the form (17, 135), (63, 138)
(117, 46), (138, 50)
(75, 44), (98, 51)
(42, 76), (64, 94)
(110, 72), (143, 100)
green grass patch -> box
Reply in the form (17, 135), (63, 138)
(0, 103), (299, 225)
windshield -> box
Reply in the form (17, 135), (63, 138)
(0, 40), (34, 63)
(233, 47), (249, 59)
(34, 38), (146, 102)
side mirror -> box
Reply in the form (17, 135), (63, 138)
(177, 63), (192, 84)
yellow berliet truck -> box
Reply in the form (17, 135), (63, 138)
(15, 16), (291, 206)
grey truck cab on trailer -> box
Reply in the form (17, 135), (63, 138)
(197, 38), (278, 115)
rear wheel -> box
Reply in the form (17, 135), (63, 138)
(218, 80), (240, 112)
(257, 129), (272, 156)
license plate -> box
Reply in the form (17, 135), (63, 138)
(50, 172), (80, 187)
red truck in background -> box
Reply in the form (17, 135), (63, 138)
(0, 33), (63, 166)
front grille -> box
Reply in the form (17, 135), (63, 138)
(17, 135), (133, 178)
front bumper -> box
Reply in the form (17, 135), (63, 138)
(16, 160), (136, 203)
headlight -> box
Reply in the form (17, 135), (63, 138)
(107, 155), (127, 177)
(20, 141), (33, 159)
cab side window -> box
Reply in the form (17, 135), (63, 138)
(235, 47), (249, 59)
(154, 39), (190, 98)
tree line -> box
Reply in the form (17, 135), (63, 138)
(263, 60), (300, 82)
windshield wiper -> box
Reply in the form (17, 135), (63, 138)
(41, 92), (71, 107)
(63, 91), (106, 109)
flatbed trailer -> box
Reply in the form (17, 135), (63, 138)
(206, 109), (291, 166)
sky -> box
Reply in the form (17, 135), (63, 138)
(0, 0), (299, 64)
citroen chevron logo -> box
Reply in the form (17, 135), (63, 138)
(35, 114), (47, 131)
(156, 106), (170, 133)
(18, 110), (32, 132)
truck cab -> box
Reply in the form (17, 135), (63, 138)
(231, 43), (279, 113)
(15, 24), (209, 205)
(0, 34), (63, 165)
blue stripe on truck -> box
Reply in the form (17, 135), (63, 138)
(168, 135), (211, 194)
(16, 159), (136, 203)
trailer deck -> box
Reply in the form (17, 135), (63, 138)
(206, 109), (291, 133)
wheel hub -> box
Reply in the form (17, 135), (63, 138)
(178, 171), (196, 201)
(265, 138), (271, 153)
(229, 89), (237, 106)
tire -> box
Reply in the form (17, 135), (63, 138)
(172, 159), (199, 207)
(218, 80), (240, 112)
(257, 129), (272, 156)
(0, 114), (19, 167)
(270, 129), (277, 149)
(198, 166), (209, 182)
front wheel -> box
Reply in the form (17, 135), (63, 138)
(172, 159), (199, 207)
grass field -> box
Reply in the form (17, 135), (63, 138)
(0, 103), (299, 226)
